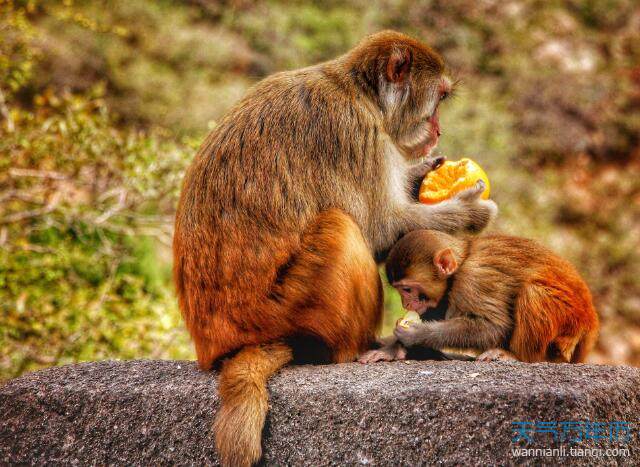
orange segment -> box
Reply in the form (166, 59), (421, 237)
(418, 158), (490, 205)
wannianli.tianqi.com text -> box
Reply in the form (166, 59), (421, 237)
(511, 446), (631, 458)
(510, 421), (634, 459)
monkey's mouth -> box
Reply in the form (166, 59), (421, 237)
(408, 107), (441, 159)
(421, 107), (441, 156)
(401, 293), (439, 316)
(395, 280), (440, 316)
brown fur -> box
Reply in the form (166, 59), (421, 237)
(214, 343), (292, 467)
(174, 30), (496, 466)
(387, 230), (599, 363)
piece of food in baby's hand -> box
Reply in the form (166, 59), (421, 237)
(419, 158), (490, 205)
(397, 311), (422, 328)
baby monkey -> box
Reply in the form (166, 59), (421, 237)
(361, 230), (599, 363)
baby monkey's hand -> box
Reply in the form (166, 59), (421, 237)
(394, 320), (426, 347)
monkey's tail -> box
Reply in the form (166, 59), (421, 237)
(214, 342), (293, 467)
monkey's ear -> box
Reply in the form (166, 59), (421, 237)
(386, 48), (412, 84)
(434, 248), (458, 277)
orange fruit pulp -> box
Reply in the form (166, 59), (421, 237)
(418, 158), (491, 205)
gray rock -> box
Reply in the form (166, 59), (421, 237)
(1, 360), (639, 465)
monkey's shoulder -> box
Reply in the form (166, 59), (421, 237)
(239, 65), (363, 113)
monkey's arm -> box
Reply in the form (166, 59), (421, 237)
(407, 155), (445, 200)
(401, 180), (497, 235)
(394, 315), (509, 350)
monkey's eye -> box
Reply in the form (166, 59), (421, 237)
(440, 91), (449, 102)
(402, 287), (412, 293)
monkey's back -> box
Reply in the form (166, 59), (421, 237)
(469, 234), (588, 293)
(173, 62), (385, 367)
(463, 234), (599, 362)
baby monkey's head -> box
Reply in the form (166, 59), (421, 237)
(386, 230), (463, 315)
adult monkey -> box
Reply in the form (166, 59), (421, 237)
(173, 30), (496, 466)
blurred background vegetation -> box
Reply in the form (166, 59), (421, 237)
(1, 0), (639, 380)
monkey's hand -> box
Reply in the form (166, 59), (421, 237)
(408, 155), (446, 200)
(394, 320), (428, 347)
(408, 155), (446, 179)
(446, 179), (497, 233)
(358, 344), (407, 363)
(405, 179), (497, 235)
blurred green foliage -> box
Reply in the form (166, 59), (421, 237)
(1, 0), (639, 379)
(0, 1), (194, 379)
(0, 81), (194, 377)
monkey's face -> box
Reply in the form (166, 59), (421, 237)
(380, 46), (452, 161)
(348, 31), (452, 160)
(393, 75), (451, 161)
(392, 265), (448, 316)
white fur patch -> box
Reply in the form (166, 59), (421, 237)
(384, 141), (410, 208)
(381, 81), (407, 116)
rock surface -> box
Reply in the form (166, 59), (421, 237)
(1, 360), (639, 465)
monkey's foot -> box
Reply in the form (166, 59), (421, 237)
(358, 345), (407, 364)
(476, 348), (519, 362)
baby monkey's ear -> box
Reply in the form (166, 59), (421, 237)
(433, 248), (458, 277)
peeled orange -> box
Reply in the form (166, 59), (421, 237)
(418, 158), (490, 205)
(397, 311), (422, 328)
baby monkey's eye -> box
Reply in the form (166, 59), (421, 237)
(440, 91), (449, 101)
(402, 287), (412, 293)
